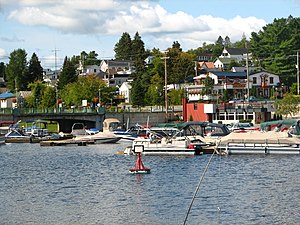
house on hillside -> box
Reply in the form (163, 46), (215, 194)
(214, 47), (250, 71)
(219, 47), (248, 62)
(43, 69), (59, 86)
(198, 61), (218, 73)
(119, 82), (132, 103)
(186, 70), (280, 102)
(78, 64), (102, 76)
(100, 60), (134, 86)
(214, 58), (236, 71)
(0, 91), (16, 108)
(197, 53), (213, 62)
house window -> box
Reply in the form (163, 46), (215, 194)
(194, 103), (198, 110)
(253, 77), (257, 84)
(269, 77), (274, 84)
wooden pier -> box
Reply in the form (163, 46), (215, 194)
(40, 139), (95, 146)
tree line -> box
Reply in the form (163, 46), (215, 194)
(0, 16), (299, 109)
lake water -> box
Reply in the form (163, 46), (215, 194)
(0, 142), (299, 225)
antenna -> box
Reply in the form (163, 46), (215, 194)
(52, 47), (60, 108)
(52, 48), (60, 78)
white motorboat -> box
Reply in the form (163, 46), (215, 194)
(72, 121), (121, 144)
(217, 130), (300, 155)
(124, 122), (230, 155)
(124, 136), (199, 156)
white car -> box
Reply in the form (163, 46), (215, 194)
(229, 122), (259, 132)
(228, 98), (244, 103)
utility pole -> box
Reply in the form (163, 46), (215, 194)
(245, 41), (250, 101)
(297, 51), (299, 95)
(161, 51), (169, 122)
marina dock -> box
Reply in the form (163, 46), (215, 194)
(40, 139), (95, 146)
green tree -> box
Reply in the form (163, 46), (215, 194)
(168, 89), (184, 105)
(28, 52), (43, 84)
(224, 36), (231, 47)
(131, 32), (148, 61)
(275, 93), (299, 118)
(114, 32), (132, 60)
(250, 16), (300, 85)
(173, 51), (196, 83)
(130, 76), (145, 107)
(0, 62), (6, 80)
(57, 56), (77, 90)
(5, 49), (28, 92)
(202, 75), (214, 95)
(61, 75), (106, 106)
(40, 86), (56, 108)
(145, 74), (164, 105)
(27, 81), (45, 108)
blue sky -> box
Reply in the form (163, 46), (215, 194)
(0, 0), (299, 69)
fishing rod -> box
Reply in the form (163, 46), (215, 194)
(183, 149), (217, 225)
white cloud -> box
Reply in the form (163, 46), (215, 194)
(2, 0), (267, 51)
(0, 48), (5, 56)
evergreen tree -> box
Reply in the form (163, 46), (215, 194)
(250, 16), (300, 85)
(130, 75), (145, 107)
(172, 41), (182, 52)
(0, 62), (5, 81)
(114, 32), (132, 60)
(224, 36), (231, 47)
(5, 49), (28, 92)
(28, 53), (43, 84)
(57, 56), (77, 90)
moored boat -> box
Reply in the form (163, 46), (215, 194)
(72, 120), (121, 144)
(124, 121), (230, 155)
(217, 129), (300, 155)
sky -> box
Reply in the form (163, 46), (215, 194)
(0, 0), (299, 69)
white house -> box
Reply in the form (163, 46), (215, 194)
(249, 71), (280, 98)
(219, 47), (248, 62)
(119, 82), (132, 103)
(77, 62), (102, 76)
(0, 91), (15, 108)
(100, 60), (134, 86)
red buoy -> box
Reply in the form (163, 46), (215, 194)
(129, 150), (151, 174)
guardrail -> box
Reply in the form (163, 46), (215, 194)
(0, 105), (183, 115)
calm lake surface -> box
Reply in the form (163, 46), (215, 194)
(0, 142), (299, 225)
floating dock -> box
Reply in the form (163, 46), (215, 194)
(40, 139), (95, 146)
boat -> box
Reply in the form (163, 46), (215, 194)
(0, 120), (16, 136)
(124, 121), (230, 155)
(72, 120), (121, 144)
(217, 129), (300, 155)
(260, 119), (297, 132)
(24, 120), (50, 137)
(5, 127), (34, 143)
(0, 136), (5, 145)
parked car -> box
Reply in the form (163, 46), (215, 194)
(228, 98), (244, 103)
(245, 96), (257, 102)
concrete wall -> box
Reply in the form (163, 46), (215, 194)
(106, 112), (167, 128)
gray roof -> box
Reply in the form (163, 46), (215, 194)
(211, 71), (246, 78)
(225, 48), (248, 55)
